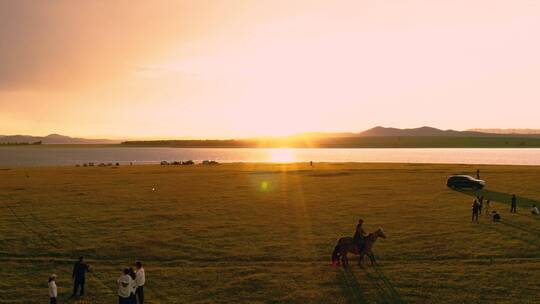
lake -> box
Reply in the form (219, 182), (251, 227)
(1, 147), (540, 167)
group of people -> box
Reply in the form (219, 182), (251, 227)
(470, 169), (540, 222)
(471, 195), (491, 222)
(47, 256), (145, 304)
(471, 193), (539, 223)
(117, 261), (146, 304)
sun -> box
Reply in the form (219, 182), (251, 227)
(268, 148), (296, 163)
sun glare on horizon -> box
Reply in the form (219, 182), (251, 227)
(268, 148), (297, 163)
(2, 1), (540, 137)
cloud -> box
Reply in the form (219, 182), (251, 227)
(0, 0), (244, 91)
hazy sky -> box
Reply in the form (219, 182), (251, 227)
(1, 0), (540, 138)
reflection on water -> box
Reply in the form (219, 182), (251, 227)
(268, 148), (296, 163)
(1, 147), (540, 166)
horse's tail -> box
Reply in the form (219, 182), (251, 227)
(331, 243), (341, 265)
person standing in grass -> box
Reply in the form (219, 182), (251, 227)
(134, 261), (146, 304)
(129, 268), (137, 303)
(510, 195), (517, 213)
(72, 256), (90, 297)
(485, 199), (491, 215)
(478, 195), (484, 215)
(48, 274), (57, 304)
(472, 199), (480, 222)
(476, 169), (480, 179)
(118, 268), (133, 304)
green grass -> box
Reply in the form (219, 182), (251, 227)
(1, 163), (540, 303)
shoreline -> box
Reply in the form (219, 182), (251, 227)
(2, 147), (540, 167)
(4, 144), (540, 149)
(3, 161), (540, 170)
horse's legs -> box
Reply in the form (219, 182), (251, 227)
(358, 252), (364, 265)
(332, 245), (341, 266)
(368, 252), (377, 265)
(341, 252), (349, 268)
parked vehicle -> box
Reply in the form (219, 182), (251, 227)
(447, 175), (486, 189)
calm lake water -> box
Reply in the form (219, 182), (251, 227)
(1, 147), (540, 167)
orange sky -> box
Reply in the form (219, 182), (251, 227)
(1, 0), (540, 138)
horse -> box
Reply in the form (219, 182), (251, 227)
(331, 228), (386, 267)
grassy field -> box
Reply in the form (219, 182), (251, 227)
(1, 163), (540, 303)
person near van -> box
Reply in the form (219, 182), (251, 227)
(472, 200), (480, 222)
(510, 195), (517, 213)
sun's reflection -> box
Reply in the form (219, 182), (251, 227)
(268, 148), (296, 163)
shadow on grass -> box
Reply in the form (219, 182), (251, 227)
(500, 219), (540, 239)
(479, 222), (540, 249)
(454, 188), (540, 208)
(454, 189), (540, 246)
(361, 265), (407, 304)
(454, 188), (540, 233)
(336, 268), (369, 304)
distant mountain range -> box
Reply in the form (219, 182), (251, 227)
(2, 126), (540, 145)
(294, 126), (540, 138)
(468, 128), (540, 135)
(0, 134), (120, 144)
(356, 126), (489, 137)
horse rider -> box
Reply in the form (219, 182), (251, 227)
(353, 219), (367, 252)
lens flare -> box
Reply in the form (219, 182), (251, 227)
(260, 181), (269, 191)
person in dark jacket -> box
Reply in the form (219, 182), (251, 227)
(478, 195), (484, 215)
(353, 219), (367, 252)
(72, 256), (90, 297)
(510, 194), (517, 213)
(472, 200), (480, 222)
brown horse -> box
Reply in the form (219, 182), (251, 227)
(331, 228), (386, 267)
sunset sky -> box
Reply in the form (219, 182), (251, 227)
(1, 0), (540, 139)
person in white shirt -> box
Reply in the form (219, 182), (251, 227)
(134, 261), (146, 304)
(532, 205), (540, 215)
(118, 268), (133, 304)
(48, 274), (57, 304)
